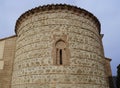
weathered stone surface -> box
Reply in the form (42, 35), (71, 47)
(0, 4), (112, 88)
(0, 36), (16, 88)
(11, 4), (110, 88)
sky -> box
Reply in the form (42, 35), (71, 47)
(0, 0), (120, 76)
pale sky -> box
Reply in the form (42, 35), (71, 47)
(0, 0), (120, 76)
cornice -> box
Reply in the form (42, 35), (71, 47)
(15, 4), (101, 34)
(105, 57), (112, 61)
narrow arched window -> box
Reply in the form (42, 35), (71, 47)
(55, 40), (66, 65)
(60, 49), (62, 65)
(52, 36), (70, 66)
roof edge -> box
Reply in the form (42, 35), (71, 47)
(105, 57), (112, 61)
(0, 35), (17, 41)
(15, 4), (101, 34)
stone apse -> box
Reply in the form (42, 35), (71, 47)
(0, 4), (112, 88)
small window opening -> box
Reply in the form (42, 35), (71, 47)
(60, 49), (62, 65)
(54, 40), (69, 65)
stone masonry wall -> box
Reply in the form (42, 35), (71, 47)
(0, 36), (16, 88)
(11, 9), (109, 88)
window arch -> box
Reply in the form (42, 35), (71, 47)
(55, 40), (66, 65)
(52, 37), (70, 66)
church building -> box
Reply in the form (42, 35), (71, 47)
(0, 4), (112, 88)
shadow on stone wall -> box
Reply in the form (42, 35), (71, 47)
(109, 76), (116, 88)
